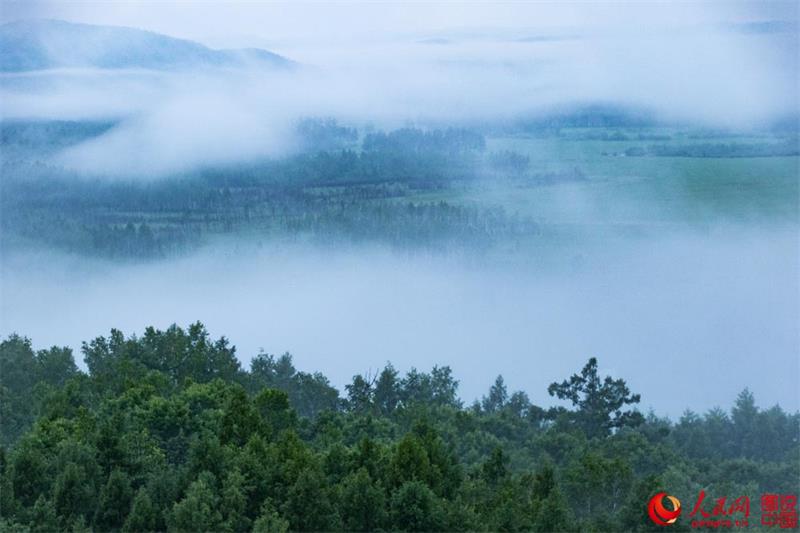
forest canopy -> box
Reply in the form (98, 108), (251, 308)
(1, 323), (797, 532)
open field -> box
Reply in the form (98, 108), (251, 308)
(409, 130), (799, 228)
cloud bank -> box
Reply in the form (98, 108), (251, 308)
(0, 1), (797, 176)
(2, 227), (797, 417)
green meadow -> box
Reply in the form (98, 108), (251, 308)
(410, 129), (798, 228)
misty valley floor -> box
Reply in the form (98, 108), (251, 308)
(2, 124), (798, 416)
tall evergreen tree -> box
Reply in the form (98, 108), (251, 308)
(482, 375), (508, 413)
(122, 489), (157, 533)
(168, 472), (222, 533)
(252, 500), (289, 533)
(340, 468), (387, 531)
(390, 481), (445, 532)
(283, 468), (338, 531)
(548, 357), (643, 438)
(94, 469), (133, 531)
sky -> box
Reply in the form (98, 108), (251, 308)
(1, 2), (797, 48)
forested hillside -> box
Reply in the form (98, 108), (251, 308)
(1, 324), (797, 532)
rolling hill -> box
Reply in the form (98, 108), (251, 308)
(0, 19), (294, 72)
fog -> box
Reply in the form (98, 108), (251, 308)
(1, 2), (798, 176)
(2, 225), (798, 417)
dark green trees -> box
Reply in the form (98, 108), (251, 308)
(374, 363), (401, 415)
(283, 468), (338, 531)
(94, 469), (133, 531)
(0, 329), (797, 533)
(250, 351), (340, 418)
(340, 468), (387, 531)
(252, 500), (289, 533)
(168, 472), (222, 532)
(83, 322), (243, 392)
(390, 480), (446, 531)
(53, 462), (95, 529)
(548, 357), (644, 438)
(0, 335), (79, 445)
(344, 363), (462, 418)
(482, 375), (508, 413)
(123, 489), (157, 532)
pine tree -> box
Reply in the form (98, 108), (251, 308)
(53, 463), (94, 527)
(30, 495), (59, 533)
(548, 357), (643, 438)
(253, 500), (289, 533)
(374, 363), (401, 415)
(340, 468), (387, 531)
(482, 376), (508, 413)
(221, 469), (251, 532)
(168, 472), (222, 533)
(731, 388), (758, 458)
(346, 374), (374, 413)
(390, 481), (445, 532)
(532, 488), (571, 532)
(389, 435), (431, 488)
(94, 469), (133, 531)
(283, 468), (338, 531)
(482, 446), (509, 485)
(123, 489), (157, 533)
(532, 463), (557, 501)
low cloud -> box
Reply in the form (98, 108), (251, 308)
(2, 227), (797, 417)
(1, 9), (797, 176)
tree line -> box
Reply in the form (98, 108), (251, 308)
(1, 122), (541, 260)
(1, 323), (797, 531)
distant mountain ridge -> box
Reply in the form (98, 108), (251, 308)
(0, 19), (294, 72)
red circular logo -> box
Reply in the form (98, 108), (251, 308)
(648, 492), (682, 526)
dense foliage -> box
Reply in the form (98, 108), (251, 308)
(1, 324), (797, 532)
